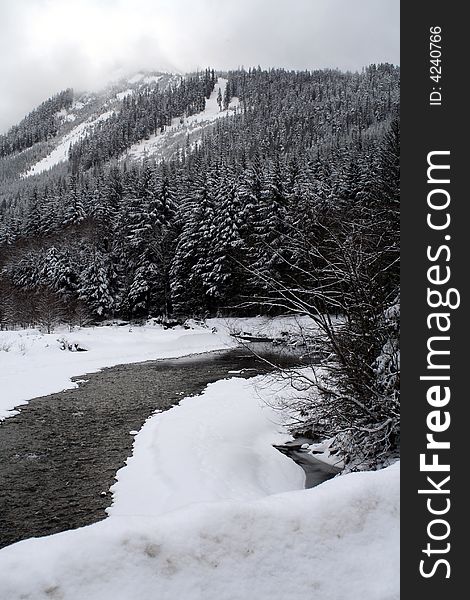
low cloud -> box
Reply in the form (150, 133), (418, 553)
(0, 0), (399, 133)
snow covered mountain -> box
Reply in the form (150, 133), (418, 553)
(0, 64), (400, 326)
(124, 77), (239, 163)
(19, 72), (178, 177)
(1, 70), (241, 183)
(0, 64), (400, 477)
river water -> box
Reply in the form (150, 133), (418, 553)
(0, 345), (334, 549)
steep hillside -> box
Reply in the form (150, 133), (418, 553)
(0, 65), (399, 323)
(0, 64), (400, 467)
(0, 71), (180, 186)
(124, 77), (240, 162)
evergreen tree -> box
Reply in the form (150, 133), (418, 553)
(78, 249), (115, 318)
(205, 165), (245, 304)
(171, 165), (216, 314)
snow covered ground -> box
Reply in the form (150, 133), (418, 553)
(108, 377), (305, 519)
(127, 78), (240, 161)
(0, 315), (398, 598)
(22, 110), (115, 178)
(0, 315), (322, 420)
(0, 370), (399, 600)
(143, 74), (163, 85)
(208, 314), (325, 340)
(116, 89), (134, 101)
(0, 321), (237, 420)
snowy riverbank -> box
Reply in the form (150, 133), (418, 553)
(0, 315), (319, 420)
(0, 373), (399, 599)
(0, 321), (234, 420)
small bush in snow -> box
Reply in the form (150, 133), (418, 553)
(57, 338), (88, 352)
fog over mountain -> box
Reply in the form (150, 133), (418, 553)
(0, 0), (399, 133)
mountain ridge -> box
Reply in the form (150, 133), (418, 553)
(0, 64), (399, 325)
(0, 71), (182, 182)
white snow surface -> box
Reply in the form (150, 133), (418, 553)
(116, 89), (134, 101)
(55, 108), (77, 123)
(108, 376), (305, 519)
(0, 315), (322, 420)
(127, 77), (240, 161)
(0, 316), (399, 599)
(22, 110), (115, 177)
(208, 314), (324, 339)
(0, 321), (236, 420)
(143, 74), (163, 85)
(0, 437), (399, 600)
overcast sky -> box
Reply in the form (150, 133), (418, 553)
(0, 0), (399, 133)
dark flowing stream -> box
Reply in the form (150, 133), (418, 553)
(0, 344), (335, 549)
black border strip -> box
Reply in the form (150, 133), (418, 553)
(401, 2), (466, 596)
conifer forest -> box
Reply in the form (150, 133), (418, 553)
(0, 64), (400, 465)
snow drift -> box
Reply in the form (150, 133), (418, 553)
(0, 464), (399, 600)
(0, 372), (399, 600)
